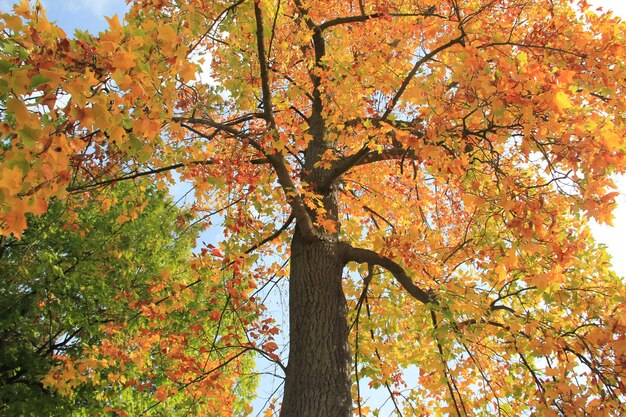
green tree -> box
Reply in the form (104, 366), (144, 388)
(0, 182), (256, 416)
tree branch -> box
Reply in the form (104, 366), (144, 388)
(319, 117), (424, 186)
(382, 35), (465, 119)
(242, 213), (294, 256)
(292, 0), (318, 30)
(264, 153), (317, 239)
(175, 117), (316, 238)
(253, 3), (317, 239)
(172, 116), (247, 137)
(431, 310), (467, 417)
(318, 145), (370, 191)
(254, 1), (275, 126)
(67, 161), (205, 193)
(339, 242), (434, 305)
(319, 9), (439, 31)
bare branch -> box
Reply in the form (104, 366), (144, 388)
(67, 160), (207, 193)
(319, 9), (439, 31)
(339, 242), (434, 305)
(382, 36), (465, 119)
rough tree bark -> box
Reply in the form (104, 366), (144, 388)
(280, 230), (352, 417)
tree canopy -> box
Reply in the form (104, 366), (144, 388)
(1, 0), (625, 415)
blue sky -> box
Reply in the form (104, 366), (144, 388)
(0, 0), (127, 33)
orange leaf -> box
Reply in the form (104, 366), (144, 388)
(2, 211), (26, 238)
(154, 386), (168, 402)
(262, 341), (278, 353)
(7, 98), (31, 129)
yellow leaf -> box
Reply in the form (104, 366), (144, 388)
(30, 197), (48, 216)
(111, 51), (136, 72)
(105, 14), (122, 33)
(7, 97), (31, 129)
(556, 69), (576, 85)
(14, 0), (31, 16)
(495, 264), (507, 282)
(157, 25), (178, 44)
(92, 96), (111, 128)
(180, 61), (197, 83)
(0, 166), (24, 195)
(553, 90), (572, 113)
(1, 200), (27, 238)
(117, 214), (130, 224)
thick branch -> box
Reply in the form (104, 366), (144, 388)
(319, 9), (439, 31)
(356, 146), (418, 167)
(273, 165), (317, 239)
(253, 3), (317, 239)
(254, 1), (275, 125)
(339, 242), (434, 305)
(320, 116), (422, 187)
(292, 0), (318, 30)
(318, 145), (370, 191)
(319, 13), (387, 30)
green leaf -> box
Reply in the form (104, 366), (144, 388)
(28, 74), (52, 89)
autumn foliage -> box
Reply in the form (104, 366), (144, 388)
(1, 0), (626, 415)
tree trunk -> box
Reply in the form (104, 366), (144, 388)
(280, 229), (352, 417)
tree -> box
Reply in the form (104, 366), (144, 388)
(1, 0), (625, 415)
(0, 182), (257, 416)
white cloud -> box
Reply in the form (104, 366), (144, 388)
(592, 0), (626, 17)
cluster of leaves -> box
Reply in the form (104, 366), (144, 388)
(0, 0), (201, 236)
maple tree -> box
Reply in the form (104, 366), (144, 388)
(1, 0), (625, 415)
